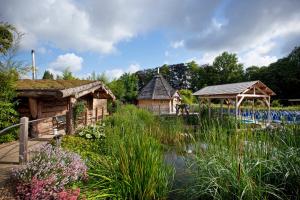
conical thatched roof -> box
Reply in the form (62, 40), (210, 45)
(138, 74), (177, 100)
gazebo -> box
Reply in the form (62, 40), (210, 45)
(193, 80), (276, 123)
(137, 74), (181, 114)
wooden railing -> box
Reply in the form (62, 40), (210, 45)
(0, 108), (106, 165)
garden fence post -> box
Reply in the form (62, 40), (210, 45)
(19, 117), (29, 164)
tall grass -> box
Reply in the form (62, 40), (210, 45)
(186, 118), (300, 199)
(62, 105), (177, 199)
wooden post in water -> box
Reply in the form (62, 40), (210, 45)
(19, 117), (29, 164)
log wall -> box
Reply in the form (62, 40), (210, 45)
(17, 96), (109, 137)
(138, 99), (174, 114)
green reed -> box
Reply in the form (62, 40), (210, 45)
(186, 118), (300, 199)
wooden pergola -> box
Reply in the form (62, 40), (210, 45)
(193, 80), (276, 124)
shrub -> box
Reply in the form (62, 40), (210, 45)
(11, 144), (87, 199)
(77, 122), (106, 140)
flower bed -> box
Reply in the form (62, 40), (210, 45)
(11, 144), (87, 199)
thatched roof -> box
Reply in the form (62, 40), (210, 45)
(138, 74), (177, 100)
(16, 79), (115, 100)
(193, 80), (275, 97)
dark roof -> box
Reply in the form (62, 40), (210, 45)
(16, 79), (115, 99)
(193, 80), (275, 97)
(138, 74), (177, 100)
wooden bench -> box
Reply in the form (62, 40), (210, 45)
(52, 115), (66, 130)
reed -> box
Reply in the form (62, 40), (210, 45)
(186, 119), (300, 199)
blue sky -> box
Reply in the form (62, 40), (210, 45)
(1, 0), (300, 80)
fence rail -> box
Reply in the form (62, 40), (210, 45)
(0, 110), (105, 165)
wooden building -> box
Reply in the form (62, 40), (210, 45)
(193, 80), (275, 123)
(137, 74), (180, 114)
(16, 80), (115, 137)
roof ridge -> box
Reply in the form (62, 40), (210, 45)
(159, 75), (171, 97)
(205, 80), (258, 88)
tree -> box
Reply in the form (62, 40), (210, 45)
(213, 52), (244, 83)
(179, 89), (196, 104)
(0, 23), (14, 54)
(0, 22), (20, 143)
(62, 68), (77, 80)
(42, 70), (54, 80)
(108, 73), (138, 103)
(244, 66), (261, 81)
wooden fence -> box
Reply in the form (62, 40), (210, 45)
(0, 108), (105, 165)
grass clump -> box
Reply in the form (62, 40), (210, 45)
(62, 105), (175, 199)
(186, 119), (300, 199)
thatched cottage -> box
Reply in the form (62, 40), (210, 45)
(16, 79), (115, 136)
(137, 74), (180, 114)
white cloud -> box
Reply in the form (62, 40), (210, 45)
(128, 63), (140, 73)
(105, 69), (124, 80)
(49, 53), (83, 72)
(105, 63), (140, 80)
(171, 40), (184, 49)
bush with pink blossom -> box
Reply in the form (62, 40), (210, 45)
(11, 144), (87, 199)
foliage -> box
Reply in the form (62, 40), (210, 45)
(42, 70), (54, 80)
(213, 51), (244, 83)
(0, 69), (19, 143)
(61, 68), (77, 80)
(0, 22), (14, 54)
(135, 47), (300, 100)
(179, 89), (196, 105)
(185, 119), (300, 199)
(87, 71), (109, 84)
(62, 105), (176, 199)
(108, 73), (138, 103)
(72, 101), (86, 128)
(245, 46), (300, 99)
(77, 122), (106, 139)
(11, 144), (87, 199)
(271, 99), (282, 107)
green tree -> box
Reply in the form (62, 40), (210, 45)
(179, 89), (196, 104)
(0, 22), (20, 143)
(0, 23), (16, 54)
(244, 66), (261, 81)
(213, 52), (244, 83)
(42, 70), (54, 80)
(108, 73), (138, 103)
(62, 68), (77, 80)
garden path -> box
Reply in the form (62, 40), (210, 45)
(0, 134), (56, 187)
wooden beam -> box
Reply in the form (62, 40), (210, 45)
(197, 95), (237, 99)
(237, 94), (269, 98)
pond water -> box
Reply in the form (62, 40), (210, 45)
(164, 143), (206, 200)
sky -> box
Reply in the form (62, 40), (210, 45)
(1, 0), (300, 80)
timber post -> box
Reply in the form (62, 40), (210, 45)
(84, 109), (88, 125)
(66, 111), (73, 135)
(101, 107), (104, 120)
(19, 117), (29, 164)
(95, 107), (98, 122)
